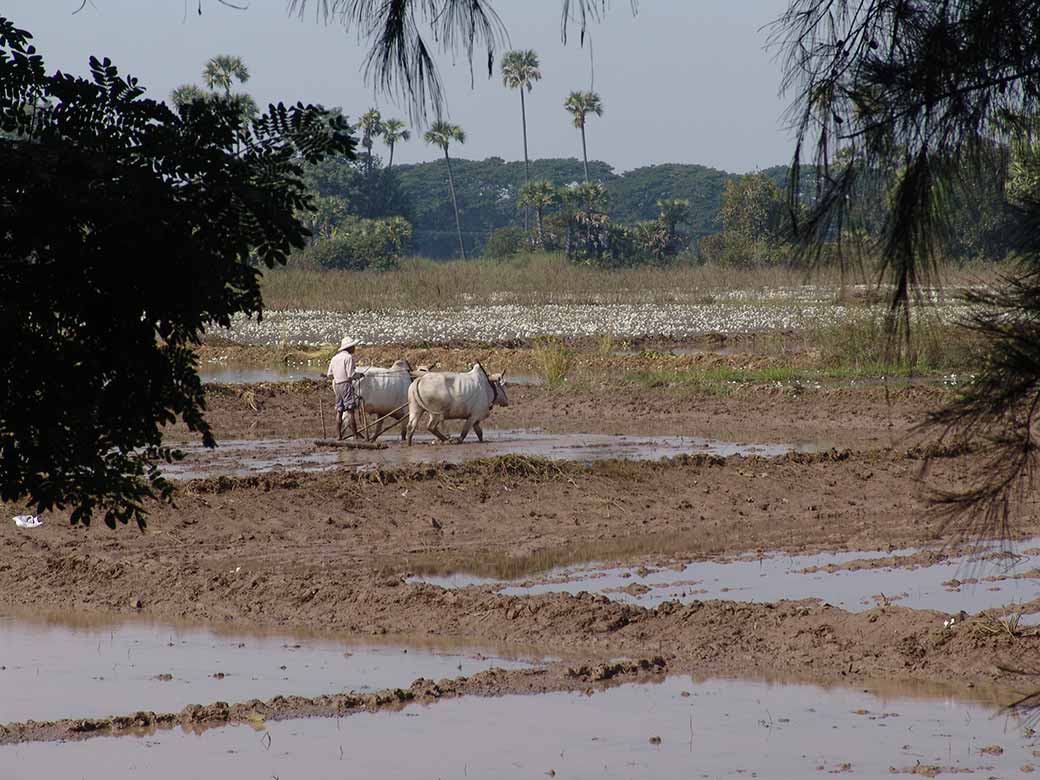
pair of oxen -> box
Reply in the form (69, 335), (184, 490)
(355, 361), (509, 445)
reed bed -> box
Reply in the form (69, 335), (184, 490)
(260, 253), (1004, 312)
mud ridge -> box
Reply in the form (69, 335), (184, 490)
(171, 443), (976, 497)
(0, 658), (667, 745)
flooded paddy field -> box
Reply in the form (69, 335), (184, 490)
(3, 339), (1038, 773)
(3, 676), (1036, 779)
(0, 614), (533, 724)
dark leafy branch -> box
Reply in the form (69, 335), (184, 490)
(0, 17), (355, 528)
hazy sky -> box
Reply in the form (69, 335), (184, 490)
(6, 1), (795, 173)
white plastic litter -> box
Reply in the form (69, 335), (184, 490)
(12, 515), (42, 528)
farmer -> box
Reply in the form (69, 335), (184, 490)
(327, 336), (361, 439)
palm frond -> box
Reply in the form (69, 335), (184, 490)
(287, 0), (505, 123)
(286, 1), (638, 122)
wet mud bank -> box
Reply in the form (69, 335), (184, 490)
(162, 430), (824, 480)
(423, 541), (1040, 615)
(0, 658), (667, 746)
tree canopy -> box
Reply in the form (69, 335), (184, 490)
(0, 17), (354, 527)
(171, 53), (259, 123)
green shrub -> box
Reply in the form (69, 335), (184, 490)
(295, 215), (413, 271)
(697, 232), (789, 267)
(484, 226), (526, 259)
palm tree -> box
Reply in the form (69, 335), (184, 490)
(202, 55), (249, 97)
(424, 120), (467, 259)
(518, 180), (559, 247)
(169, 83), (207, 109)
(501, 49), (542, 229)
(196, 55), (257, 124)
(380, 118), (411, 169)
(564, 90), (603, 184)
(358, 108), (383, 172)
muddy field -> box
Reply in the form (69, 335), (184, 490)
(2, 341), (1039, 775)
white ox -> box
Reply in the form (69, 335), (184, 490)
(406, 363), (509, 445)
(355, 359), (414, 441)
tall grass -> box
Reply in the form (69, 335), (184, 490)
(531, 337), (574, 387)
(806, 309), (985, 373)
(260, 252), (1009, 313)
(258, 253), (857, 312)
(625, 311), (984, 394)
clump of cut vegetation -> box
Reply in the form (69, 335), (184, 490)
(354, 455), (577, 488)
(969, 612), (1040, 638)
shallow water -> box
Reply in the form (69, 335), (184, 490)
(410, 543), (1040, 616)
(2, 675), (1033, 779)
(0, 615), (530, 724)
(199, 364), (545, 387)
(199, 365), (317, 384)
(163, 429), (825, 479)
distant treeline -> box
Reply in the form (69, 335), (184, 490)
(394, 157), (775, 258)
(300, 151), (1016, 266)
(302, 153), (796, 260)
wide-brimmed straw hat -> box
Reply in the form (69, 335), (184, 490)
(338, 336), (360, 351)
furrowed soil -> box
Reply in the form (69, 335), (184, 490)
(3, 344), (1039, 734)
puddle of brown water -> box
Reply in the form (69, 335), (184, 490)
(0, 615), (533, 724)
(2, 675), (1034, 779)
(163, 429), (825, 480)
(411, 541), (1040, 616)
